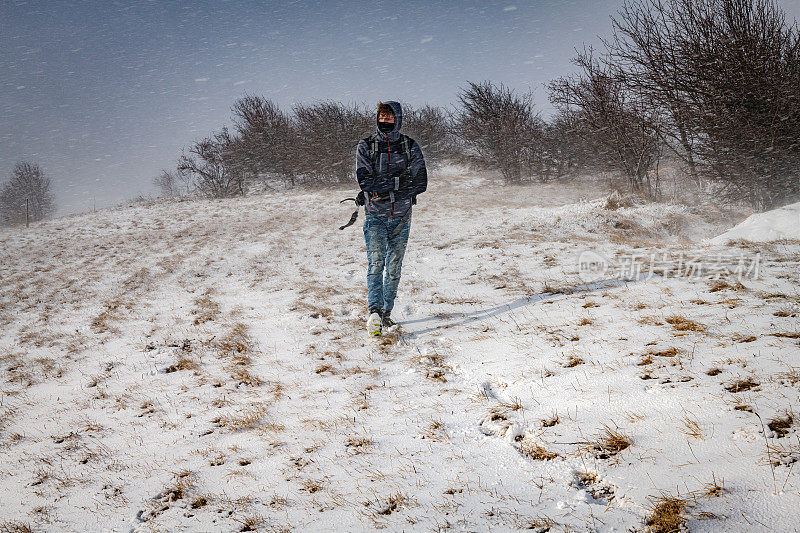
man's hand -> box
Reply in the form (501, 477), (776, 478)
(398, 170), (414, 191)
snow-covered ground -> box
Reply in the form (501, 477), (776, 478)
(1, 168), (799, 532)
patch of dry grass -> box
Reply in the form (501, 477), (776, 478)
(645, 494), (690, 533)
(708, 279), (746, 292)
(165, 355), (200, 374)
(648, 347), (679, 357)
(773, 305), (797, 318)
(541, 412), (559, 427)
(0, 522), (34, 533)
(724, 378), (759, 393)
(300, 478), (323, 494)
(770, 331), (800, 339)
(421, 419), (449, 441)
(768, 411), (794, 438)
(585, 425), (632, 459)
(766, 439), (800, 467)
(376, 491), (411, 516)
(518, 439), (560, 461)
(664, 315), (706, 333)
(681, 417), (704, 439)
(192, 291), (220, 325)
(234, 514), (265, 532)
(563, 356), (584, 368)
(638, 355), (653, 366)
(345, 435), (374, 454)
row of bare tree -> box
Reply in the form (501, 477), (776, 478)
(164, 0), (799, 211)
(157, 97), (465, 199)
(160, 89), (602, 199)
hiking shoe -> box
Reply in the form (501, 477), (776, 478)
(381, 311), (395, 329)
(367, 311), (382, 336)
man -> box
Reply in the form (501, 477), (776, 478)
(356, 101), (427, 336)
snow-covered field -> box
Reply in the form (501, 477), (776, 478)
(1, 167), (799, 532)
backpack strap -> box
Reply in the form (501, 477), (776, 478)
(401, 134), (411, 165)
(368, 134), (380, 166)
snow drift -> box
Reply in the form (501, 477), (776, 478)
(709, 201), (800, 244)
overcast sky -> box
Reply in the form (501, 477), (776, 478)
(2, 0), (799, 216)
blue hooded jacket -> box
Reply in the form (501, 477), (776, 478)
(355, 101), (427, 218)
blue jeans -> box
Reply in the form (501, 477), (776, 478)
(363, 210), (412, 314)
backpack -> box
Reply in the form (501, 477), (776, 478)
(367, 133), (413, 169)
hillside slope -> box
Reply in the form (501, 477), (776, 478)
(1, 169), (799, 532)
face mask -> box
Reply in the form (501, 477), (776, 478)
(378, 121), (394, 133)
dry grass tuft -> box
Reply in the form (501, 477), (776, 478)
(234, 514), (265, 532)
(416, 351), (450, 382)
(165, 355), (200, 374)
(315, 364), (336, 375)
(191, 495), (211, 509)
(766, 440), (800, 467)
(376, 492), (410, 515)
(776, 368), (800, 385)
(300, 479), (324, 493)
(724, 378), (759, 393)
(577, 317), (593, 326)
(576, 471), (598, 485)
(773, 305), (797, 317)
(697, 476), (725, 498)
(91, 300), (124, 334)
(708, 279), (746, 292)
(664, 315), (706, 332)
(638, 355), (654, 366)
(523, 515), (556, 531)
(541, 412), (559, 427)
(192, 291), (220, 325)
(518, 439), (560, 461)
(0, 523), (34, 533)
(706, 367), (723, 376)
(767, 411), (794, 438)
(645, 494), (690, 533)
(681, 417), (704, 440)
(574, 471), (615, 502)
(216, 323), (253, 356)
(421, 420), (449, 441)
(563, 356), (584, 368)
(649, 347), (679, 357)
(770, 331), (800, 339)
(345, 436), (374, 453)
(486, 405), (511, 422)
(639, 315), (664, 326)
(502, 397), (524, 411)
(217, 405), (279, 433)
(586, 425), (632, 459)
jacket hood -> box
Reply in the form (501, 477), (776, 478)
(376, 100), (402, 139)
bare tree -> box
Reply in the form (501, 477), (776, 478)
(0, 162), (55, 225)
(604, 0), (800, 210)
(178, 128), (248, 198)
(452, 81), (541, 182)
(536, 110), (600, 181)
(402, 104), (452, 170)
(549, 49), (664, 198)
(153, 169), (193, 197)
(292, 101), (372, 184)
(231, 95), (299, 187)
